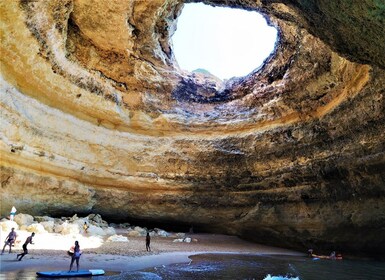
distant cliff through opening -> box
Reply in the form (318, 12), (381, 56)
(172, 3), (278, 80)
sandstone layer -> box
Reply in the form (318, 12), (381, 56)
(1, 0), (384, 257)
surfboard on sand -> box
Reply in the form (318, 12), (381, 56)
(36, 269), (105, 277)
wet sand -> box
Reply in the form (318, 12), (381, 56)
(0, 233), (304, 273)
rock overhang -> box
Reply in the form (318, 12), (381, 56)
(1, 0), (384, 257)
(3, 0), (375, 130)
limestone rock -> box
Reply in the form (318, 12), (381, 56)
(133, 226), (147, 235)
(87, 224), (107, 236)
(55, 222), (80, 235)
(106, 235), (129, 242)
(175, 232), (186, 238)
(35, 216), (55, 223)
(127, 230), (141, 237)
(119, 223), (131, 229)
(155, 229), (171, 238)
(87, 214), (109, 228)
(40, 221), (55, 233)
(173, 238), (184, 243)
(0, 221), (19, 233)
(0, 0), (384, 257)
(173, 237), (191, 243)
(14, 214), (34, 227)
(26, 223), (47, 234)
(104, 227), (116, 236)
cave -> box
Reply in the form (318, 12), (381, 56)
(0, 0), (384, 259)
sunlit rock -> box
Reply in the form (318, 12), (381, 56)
(173, 237), (191, 243)
(155, 229), (171, 238)
(84, 225), (102, 236)
(40, 221), (55, 233)
(127, 230), (141, 237)
(55, 222), (80, 235)
(26, 223), (47, 234)
(104, 227), (116, 236)
(106, 235), (129, 242)
(14, 214), (34, 227)
(0, 220), (19, 233)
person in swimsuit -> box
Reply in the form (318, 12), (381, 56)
(17, 232), (35, 261)
(83, 222), (89, 234)
(2, 228), (17, 254)
(69, 241), (82, 272)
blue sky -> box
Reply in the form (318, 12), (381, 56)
(172, 3), (278, 80)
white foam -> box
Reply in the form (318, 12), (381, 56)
(264, 274), (300, 280)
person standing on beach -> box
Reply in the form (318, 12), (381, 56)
(69, 241), (82, 272)
(9, 206), (17, 221)
(16, 232), (35, 261)
(146, 232), (151, 252)
(1, 228), (17, 254)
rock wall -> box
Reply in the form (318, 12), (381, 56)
(1, 0), (384, 257)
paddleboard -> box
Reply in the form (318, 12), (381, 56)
(36, 269), (104, 277)
(89, 269), (105, 275)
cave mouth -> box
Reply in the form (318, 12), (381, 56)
(172, 3), (278, 80)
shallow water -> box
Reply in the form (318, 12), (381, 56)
(0, 270), (118, 280)
(1, 254), (384, 280)
(122, 254), (385, 280)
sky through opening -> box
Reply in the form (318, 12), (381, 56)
(172, 3), (278, 80)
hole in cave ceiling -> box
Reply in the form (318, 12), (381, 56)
(172, 3), (278, 81)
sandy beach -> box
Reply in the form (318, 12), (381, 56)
(0, 231), (304, 275)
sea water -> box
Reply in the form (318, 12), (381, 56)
(118, 254), (385, 280)
(1, 254), (384, 280)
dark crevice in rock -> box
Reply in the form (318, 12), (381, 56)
(172, 78), (228, 103)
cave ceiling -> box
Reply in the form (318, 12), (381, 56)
(1, 0), (384, 256)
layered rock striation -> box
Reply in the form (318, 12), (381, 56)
(1, 0), (384, 257)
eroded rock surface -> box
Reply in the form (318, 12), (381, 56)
(1, 0), (384, 257)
